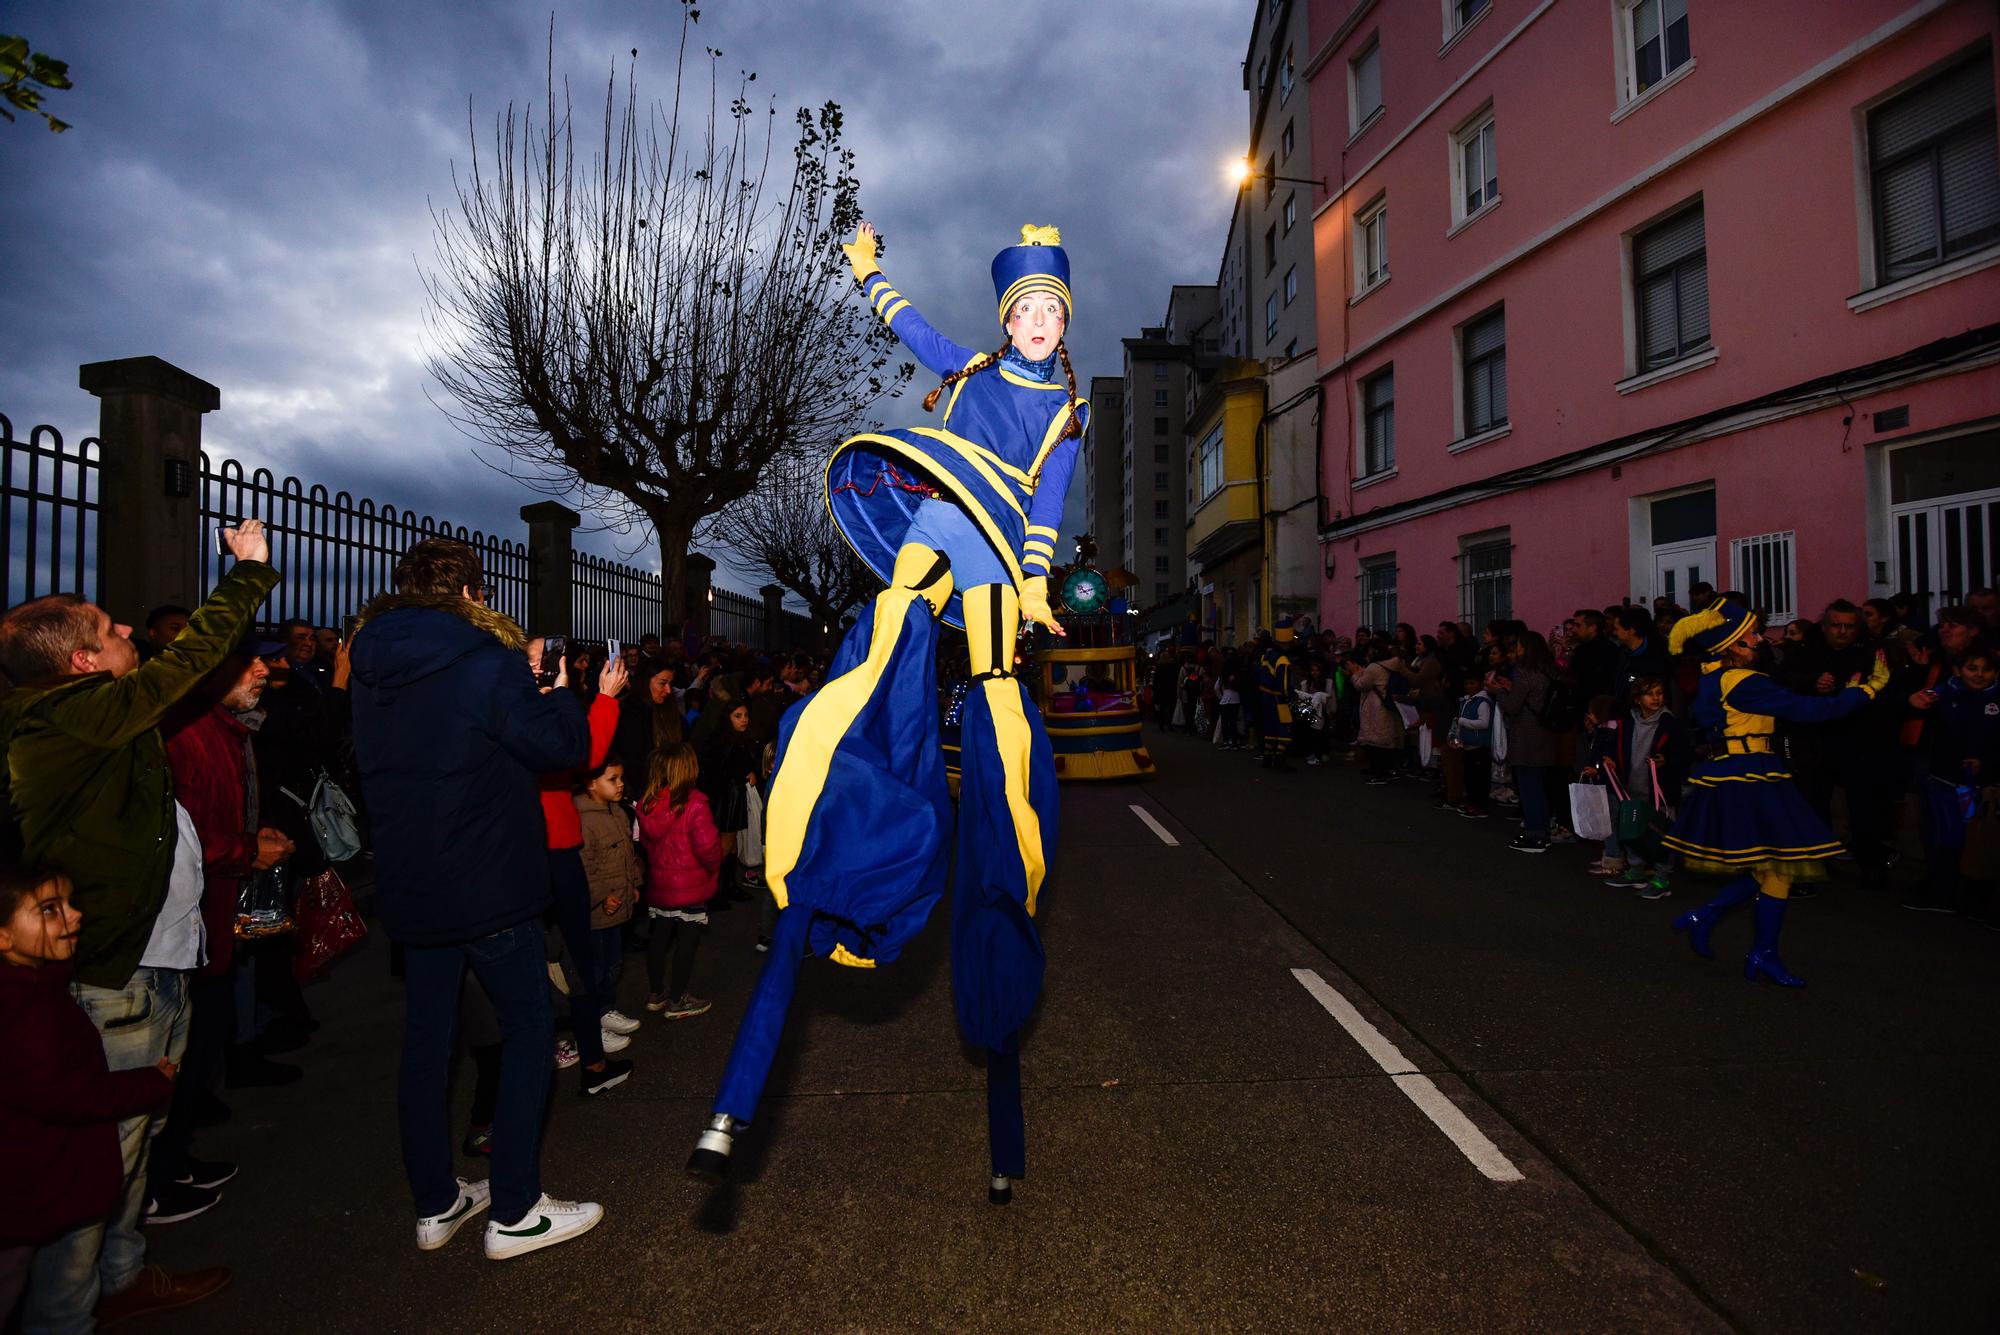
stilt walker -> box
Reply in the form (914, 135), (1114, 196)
(688, 223), (1086, 1203)
(1658, 600), (1890, 985)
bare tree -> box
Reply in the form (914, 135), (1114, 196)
(422, 7), (909, 625)
(709, 453), (875, 633)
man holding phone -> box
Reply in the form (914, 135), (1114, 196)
(349, 538), (604, 1260)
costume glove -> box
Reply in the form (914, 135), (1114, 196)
(841, 227), (879, 285)
(1849, 649), (1891, 697)
(1019, 576), (1065, 638)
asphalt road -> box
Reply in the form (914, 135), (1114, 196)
(147, 727), (1997, 1332)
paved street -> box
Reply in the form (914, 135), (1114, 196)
(149, 728), (1997, 1333)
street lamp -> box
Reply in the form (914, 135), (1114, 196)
(1229, 155), (1326, 191)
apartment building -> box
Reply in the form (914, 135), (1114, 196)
(1122, 286), (1221, 609)
(1081, 375), (1126, 566)
(1229, 0), (1320, 362)
(1306, 0), (2000, 632)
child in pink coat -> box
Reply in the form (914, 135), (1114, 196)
(638, 742), (723, 1018)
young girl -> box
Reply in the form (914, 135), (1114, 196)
(0, 868), (176, 1317)
(638, 743), (722, 1019)
(1450, 670), (1495, 818)
(1583, 678), (1688, 896)
(575, 761), (644, 1036)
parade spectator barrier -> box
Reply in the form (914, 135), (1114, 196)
(4, 358), (818, 650)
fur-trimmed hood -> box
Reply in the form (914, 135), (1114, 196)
(350, 592), (527, 694)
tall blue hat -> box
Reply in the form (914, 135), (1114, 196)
(992, 225), (1073, 327)
(1667, 599), (1759, 660)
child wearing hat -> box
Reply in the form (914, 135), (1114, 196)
(691, 224), (1089, 1203)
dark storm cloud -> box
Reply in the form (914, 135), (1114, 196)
(0, 0), (1245, 579)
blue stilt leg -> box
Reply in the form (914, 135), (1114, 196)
(687, 905), (814, 1180)
(986, 1039), (1024, 1204)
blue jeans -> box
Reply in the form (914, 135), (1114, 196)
(590, 925), (623, 1009)
(548, 849), (605, 1066)
(399, 920), (551, 1226)
(1516, 764), (1552, 838)
(26, 967), (189, 1335)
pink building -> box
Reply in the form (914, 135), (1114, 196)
(1305, 0), (2000, 635)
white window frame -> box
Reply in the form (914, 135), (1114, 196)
(1454, 304), (1508, 441)
(1440, 0), (1492, 54)
(1281, 119), (1295, 162)
(1458, 529), (1514, 627)
(1283, 191), (1298, 235)
(1283, 264), (1299, 306)
(1612, 0), (1695, 111)
(1196, 422), (1226, 502)
(1357, 365), (1395, 480)
(1359, 554), (1399, 632)
(1449, 104), (1500, 226)
(1349, 36), (1384, 136)
(1280, 45), (1296, 104)
(1355, 194), (1389, 293)
(1265, 291), (1279, 341)
(1730, 529), (1797, 625)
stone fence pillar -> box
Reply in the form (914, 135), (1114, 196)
(80, 357), (217, 622)
(519, 501), (579, 635)
(684, 553), (716, 642)
(759, 583), (785, 650)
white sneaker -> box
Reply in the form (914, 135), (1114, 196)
(601, 1009), (641, 1035)
(416, 1178), (490, 1251)
(484, 1194), (604, 1260)
(599, 1027), (631, 1054)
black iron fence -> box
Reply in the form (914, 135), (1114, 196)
(1, 414), (99, 607)
(571, 550), (662, 642)
(197, 454), (535, 629)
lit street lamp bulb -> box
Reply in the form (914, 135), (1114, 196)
(1229, 157), (1253, 187)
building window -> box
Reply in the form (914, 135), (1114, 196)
(1360, 556), (1398, 632)
(1155, 526), (1168, 543)
(1283, 265), (1299, 306)
(1283, 192), (1298, 234)
(1360, 367), (1394, 477)
(1155, 499), (1170, 518)
(1867, 51), (2000, 285)
(1633, 202), (1710, 369)
(1152, 363), (1168, 380)
(1265, 292), (1279, 340)
(1265, 225), (1277, 273)
(1265, 153), (1277, 200)
(1154, 441), (1168, 461)
(1155, 581), (1170, 602)
(1154, 389), (1168, 407)
(1281, 119), (1295, 161)
(1460, 307), (1507, 436)
(1731, 530), (1797, 625)
(1197, 423), (1225, 501)
(1459, 534), (1513, 629)
(1351, 38), (1383, 132)
(1453, 109), (1498, 219)
(1356, 197), (1388, 288)
(1257, 57), (1268, 92)
(1448, 0), (1491, 37)
(1154, 470), (1169, 490)
(1285, 338), (1298, 359)
(1621, 0), (1691, 100)
(1280, 46), (1295, 104)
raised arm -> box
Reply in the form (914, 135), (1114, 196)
(844, 224), (976, 379)
(1722, 667), (1880, 725)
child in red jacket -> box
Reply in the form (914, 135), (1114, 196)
(0, 867), (176, 1318)
(638, 743), (723, 1019)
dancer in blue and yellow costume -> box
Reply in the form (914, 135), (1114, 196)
(1659, 600), (1889, 986)
(687, 224), (1086, 1203)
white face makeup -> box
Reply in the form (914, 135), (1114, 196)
(1005, 291), (1067, 363)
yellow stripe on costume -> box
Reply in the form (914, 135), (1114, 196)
(761, 545), (953, 912)
(906, 428), (1028, 518)
(964, 584), (1047, 916)
(882, 298), (910, 324)
(943, 351), (995, 423)
(872, 285), (902, 316)
(1026, 399), (1086, 487)
(831, 434), (1028, 590)
(1027, 523), (1059, 540)
(1023, 538), (1056, 558)
(997, 275), (1075, 325)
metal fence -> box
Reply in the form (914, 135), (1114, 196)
(197, 454), (534, 629)
(1, 414), (99, 606)
(571, 551), (663, 642)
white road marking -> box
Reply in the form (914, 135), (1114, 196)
(1291, 967), (1525, 1183)
(1129, 804), (1179, 847)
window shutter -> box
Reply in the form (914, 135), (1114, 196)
(1464, 311), (1505, 359)
(1871, 55), (1993, 163)
(1357, 46), (1381, 116)
(1468, 366), (1493, 431)
(1676, 262), (1710, 349)
(1941, 123), (2000, 248)
(1490, 350), (1508, 423)
(1878, 155), (1941, 278)
(1635, 205), (1704, 274)
(1639, 271), (1677, 365)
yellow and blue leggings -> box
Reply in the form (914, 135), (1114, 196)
(708, 542), (1058, 1182)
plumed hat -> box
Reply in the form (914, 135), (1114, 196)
(1274, 614), (1297, 643)
(992, 225), (1073, 327)
(1667, 599), (1759, 660)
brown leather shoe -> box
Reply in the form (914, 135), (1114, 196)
(95, 1265), (232, 1327)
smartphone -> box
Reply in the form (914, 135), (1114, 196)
(607, 638), (621, 662)
(213, 522), (238, 557)
(536, 634), (567, 689)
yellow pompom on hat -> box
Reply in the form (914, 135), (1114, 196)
(992, 224), (1074, 327)
(1668, 599), (1760, 660)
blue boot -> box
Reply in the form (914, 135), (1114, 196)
(1671, 875), (1755, 959)
(1744, 893), (1805, 987)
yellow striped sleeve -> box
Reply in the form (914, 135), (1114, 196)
(1027, 524), (1059, 541)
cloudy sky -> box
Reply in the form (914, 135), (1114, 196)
(1, 0), (1247, 591)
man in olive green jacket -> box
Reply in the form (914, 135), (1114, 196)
(0, 521), (277, 1330)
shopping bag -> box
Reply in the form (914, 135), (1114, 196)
(292, 867), (368, 982)
(1417, 724), (1434, 769)
(1569, 782), (1614, 842)
(235, 864), (296, 939)
(738, 784), (766, 866)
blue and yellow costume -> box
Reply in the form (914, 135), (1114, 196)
(690, 227), (1086, 1201)
(1660, 601), (1888, 986)
(1256, 621), (1296, 766)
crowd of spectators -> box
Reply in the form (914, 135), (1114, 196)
(0, 527), (833, 1325)
(1147, 583), (2000, 925)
